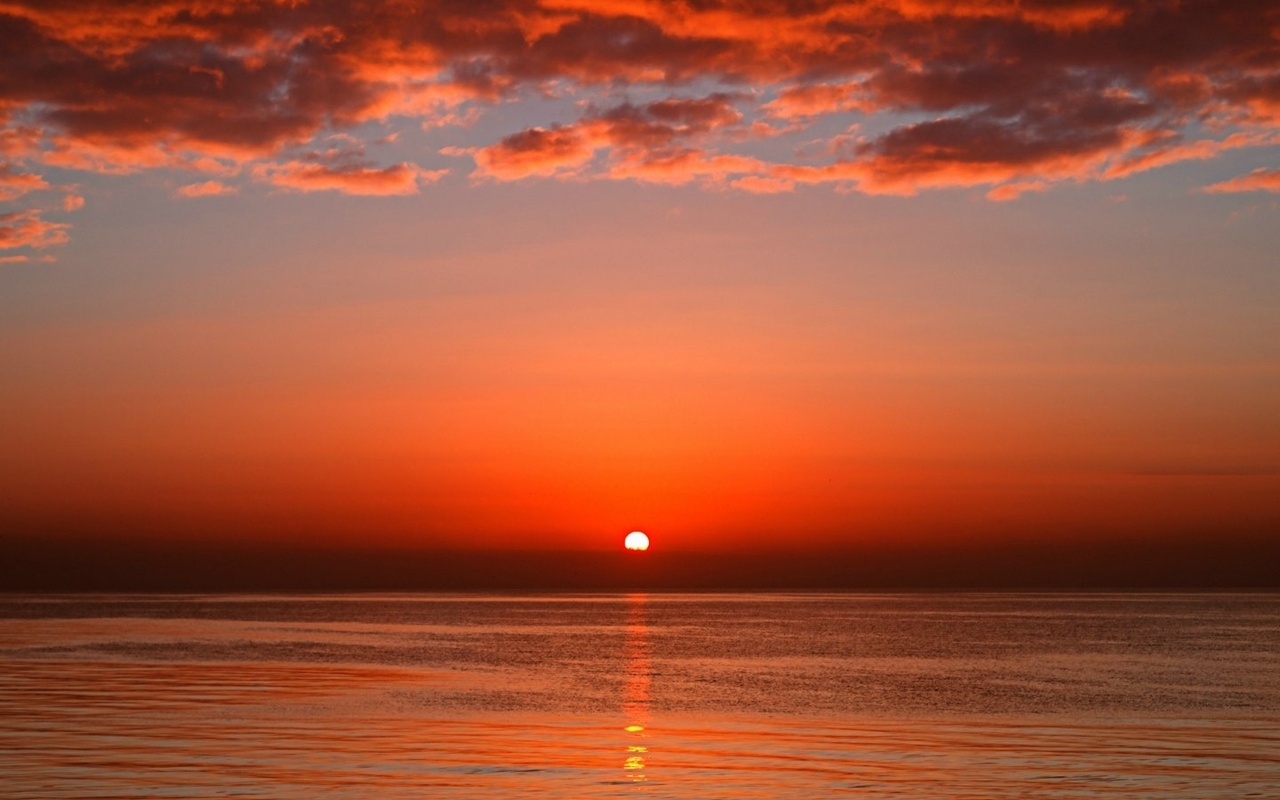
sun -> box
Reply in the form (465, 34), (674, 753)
(624, 531), (650, 551)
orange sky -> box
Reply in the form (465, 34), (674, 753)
(0, 0), (1278, 566)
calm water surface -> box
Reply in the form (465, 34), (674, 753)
(1, 593), (1277, 798)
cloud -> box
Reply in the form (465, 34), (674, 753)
(0, 163), (48, 201)
(1104, 131), (1280, 180)
(763, 84), (868, 120)
(732, 175), (795, 194)
(253, 161), (445, 196)
(0, 210), (70, 251)
(471, 95), (754, 184)
(472, 126), (595, 179)
(1204, 168), (1280, 194)
(0, 0), (1275, 218)
(986, 181), (1050, 202)
(176, 180), (237, 198)
(606, 149), (767, 186)
(0, 124), (41, 157)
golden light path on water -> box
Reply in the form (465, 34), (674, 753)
(623, 593), (651, 783)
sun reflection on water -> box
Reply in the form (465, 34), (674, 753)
(622, 593), (651, 783)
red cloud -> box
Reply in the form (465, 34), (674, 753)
(471, 95), (742, 178)
(763, 84), (868, 120)
(0, 0), (1274, 217)
(1204, 168), (1280, 194)
(253, 161), (445, 196)
(608, 149), (767, 186)
(0, 124), (41, 157)
(176, 180), (237, 198)
(0, 210), (69, 250)
(1103, 131), (1280, 180)
(473, 126), (595, 179)
(985, 180), (1050, 201)
(0, 164), (48, 201)
(472, 95), (755, 184)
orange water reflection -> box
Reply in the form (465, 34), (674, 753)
(622, 593), (651, 783)
(3, 596), (1279, 799)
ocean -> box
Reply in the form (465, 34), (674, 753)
(1, 593), (1276, 798)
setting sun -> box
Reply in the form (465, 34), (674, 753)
(624, 532), (650, 551)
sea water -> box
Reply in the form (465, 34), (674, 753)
(1, 593), (1276, 798)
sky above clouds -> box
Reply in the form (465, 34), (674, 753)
(1, 1), (1278, 558)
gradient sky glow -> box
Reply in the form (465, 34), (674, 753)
(1, 0), (1278, 561)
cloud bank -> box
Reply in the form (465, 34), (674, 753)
(1, 0), (1278, 250)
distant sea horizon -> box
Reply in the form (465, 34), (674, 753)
(4, 532), (1279, 592)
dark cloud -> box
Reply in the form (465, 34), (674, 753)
(471, 95), (757, 183)
(0, 0), (1278, 248)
